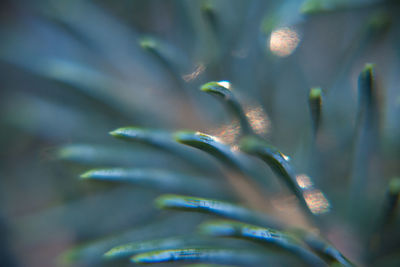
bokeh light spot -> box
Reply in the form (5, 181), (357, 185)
(269, 27), (300, 57)
(303, 189), (331, 214)
(245, 106), (270, 136)
(296, 174), (313, 189)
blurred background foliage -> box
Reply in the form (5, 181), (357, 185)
(0, 0), (400, 266)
